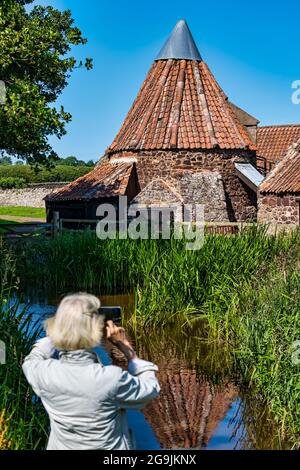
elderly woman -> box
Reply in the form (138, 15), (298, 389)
(22, 293), (160, 450)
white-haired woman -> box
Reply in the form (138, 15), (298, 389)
(22, 293), (160, 450)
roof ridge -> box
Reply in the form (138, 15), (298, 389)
(258, 124), (300, 129)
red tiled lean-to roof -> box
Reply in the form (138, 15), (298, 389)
(257, 125), (300, 164)
(259, 138), (300, 193)
(44, 162), (134, 201)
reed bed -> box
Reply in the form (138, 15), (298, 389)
(0, 248), (48, 449)
(0, 295), (49, 449)
(12, 225), (289, 325)
(224, 253), (300, 448)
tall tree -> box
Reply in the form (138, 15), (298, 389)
(0, 0), (93, 167)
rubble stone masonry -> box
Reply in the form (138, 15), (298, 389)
(110, 149), (258, 222)
(258, 193), (300, 225)
(0, 183), (67, 208)
(132, 172), (229, 222)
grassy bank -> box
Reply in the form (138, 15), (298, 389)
(0, 296), (48, 449)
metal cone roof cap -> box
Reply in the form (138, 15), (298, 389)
(155, 19), (202, 61)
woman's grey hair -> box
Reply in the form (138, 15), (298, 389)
(45, 293), (104, 350)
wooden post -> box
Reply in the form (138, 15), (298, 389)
(52, 211), (60, 238)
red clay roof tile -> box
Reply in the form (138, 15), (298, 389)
(106, 59), (255, 154)
(257, 125), (300, 164)
(260, 138), (300, 193)
(45, 162), (134, 202)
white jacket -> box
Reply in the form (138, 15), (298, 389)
(22, 337), (160, 450)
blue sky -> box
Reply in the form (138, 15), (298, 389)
(32, 0), (300, 162)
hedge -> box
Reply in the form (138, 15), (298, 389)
(0, 165), (92, 183)
(0, 177), (27, 189)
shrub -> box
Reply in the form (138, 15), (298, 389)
(0, 177), (27, 189)
(0, 165), (92, 183)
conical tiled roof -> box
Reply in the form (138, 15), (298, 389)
(107, 20), (255, 155)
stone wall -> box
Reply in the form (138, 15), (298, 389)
(110, 149), (257, 222)
(132, 173), (229, 222)
(258, 193), (300, 226)
(0, 183), (67, 208)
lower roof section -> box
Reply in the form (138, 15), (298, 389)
(259, 139), (300, 194)
(44, 161), (134, 202)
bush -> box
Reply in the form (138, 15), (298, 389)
(0, 165), (92, 183)
(0, 177), (27, 189)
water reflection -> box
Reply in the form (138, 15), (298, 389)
(16, 290), (285, 450)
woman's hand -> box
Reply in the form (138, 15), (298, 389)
(106, 321), (127, 344)
(106, 321), (136, 361)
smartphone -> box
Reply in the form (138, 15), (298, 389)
(98, 306), (122, 323)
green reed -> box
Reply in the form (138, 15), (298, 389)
(0, 247), (48, 449)
(11, 225), (285, 324)
(200, 231), (300, 448)
(230, 262), (300, 447)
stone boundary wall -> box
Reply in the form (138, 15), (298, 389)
(0, 182), (68, 208)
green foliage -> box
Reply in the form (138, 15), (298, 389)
(0, 241), (17, 290)
(0, 298), (48, 449)
(0, 176), (26, 189)
(12, 226), (285, 324)
(0, 164), (91, 182)
(199, 233), (300, 448)
(0, 0), (93, 165)
(56, 156), (95, 167)
(0, 156), (12, 165)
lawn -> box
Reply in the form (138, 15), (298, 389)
(0, 206), (46, 218)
